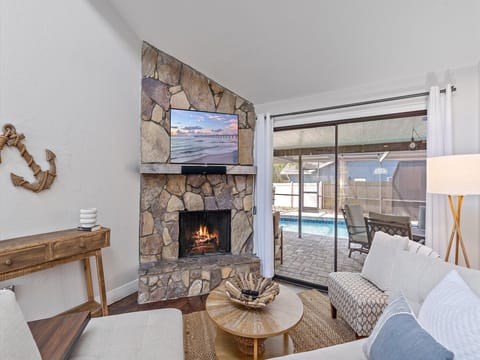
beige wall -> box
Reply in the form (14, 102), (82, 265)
(0, 0), (141, 320)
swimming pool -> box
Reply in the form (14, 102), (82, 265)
(280, 216), (348, 238)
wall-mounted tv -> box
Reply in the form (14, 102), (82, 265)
(170, 108), (239, 165)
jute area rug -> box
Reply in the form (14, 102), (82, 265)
(183, 289), (355, 360)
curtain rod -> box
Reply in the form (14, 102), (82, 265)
(271, 85), (456, 119)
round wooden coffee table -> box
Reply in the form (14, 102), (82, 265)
(206, 282), (304, 360)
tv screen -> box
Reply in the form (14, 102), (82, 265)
(170, 109), (239, 165)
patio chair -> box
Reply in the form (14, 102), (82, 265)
(273, 211), (283, 265)
(364, 212), (412, 244)
(341, 204), (370, 257)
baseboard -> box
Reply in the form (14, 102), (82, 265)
(95, 279), (138, 305)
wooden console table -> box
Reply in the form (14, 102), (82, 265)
(0, 228), (110, 316)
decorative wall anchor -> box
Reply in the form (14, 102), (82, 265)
(0, 123), (56, 192)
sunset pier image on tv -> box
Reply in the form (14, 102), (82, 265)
(170, 109), (239, 165)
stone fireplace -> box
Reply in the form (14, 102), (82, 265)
(138, 42), (259, 304)
(179, 210), (231, 257)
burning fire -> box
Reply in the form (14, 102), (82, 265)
(191, 225), (219, 253)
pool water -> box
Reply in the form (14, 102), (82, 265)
(280, 217), (348, 238)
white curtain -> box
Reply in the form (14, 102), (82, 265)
(253, 113), (274, 277)
(425, 85), (453, 256)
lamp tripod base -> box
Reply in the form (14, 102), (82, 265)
(444, 195), (471, 268)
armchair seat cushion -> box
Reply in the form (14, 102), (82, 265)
(328, 272), (388, 337)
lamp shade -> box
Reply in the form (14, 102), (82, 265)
(427, 154), (480, 195)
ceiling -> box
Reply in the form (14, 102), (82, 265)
(107, 0), (480, 105)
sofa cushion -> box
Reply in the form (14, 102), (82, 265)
(0, 289), (42, 360)
(361, 231), (409, 291)
(418, 270), (480, 360)
(70, 308), (184, 360)
(363, 293), (453, 360)
(271, 339), (367, 360)
(407, 240), (440, 258)
(389, 251), (480, 314)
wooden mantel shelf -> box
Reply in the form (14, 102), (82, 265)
(140, 163), (257, 175)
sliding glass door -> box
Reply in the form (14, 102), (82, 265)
(273, 114), (427, 288)
(273, 126), (336, 286)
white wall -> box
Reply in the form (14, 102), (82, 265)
(0, 0), (141, 320)
(451, 64), (480, 269)
(257, 63), (480, 269)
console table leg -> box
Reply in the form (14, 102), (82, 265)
(253, 338), (258, 360)
(83, 258), (94, 302)
(95, 250), (108, 316)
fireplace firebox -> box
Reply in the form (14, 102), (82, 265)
(179, 210), (231, 257)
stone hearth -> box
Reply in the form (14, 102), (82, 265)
(138, 255), (260, 303)
(138, 42), (258, 304)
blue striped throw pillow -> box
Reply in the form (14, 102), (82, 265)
(363, 293), (453, 360)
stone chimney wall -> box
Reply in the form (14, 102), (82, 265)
(139, 42), (256, 265)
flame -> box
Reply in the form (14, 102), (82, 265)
(198, 225), (209, 237)
(191, 225), (220, 251)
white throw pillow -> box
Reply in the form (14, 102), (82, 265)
(361, 231), (409, 291)
(418, 270), (480, 360)
(407, 240), (440, 259)
(0, 289), (42, 360)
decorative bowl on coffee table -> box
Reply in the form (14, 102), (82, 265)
(225, 273), (280, 309)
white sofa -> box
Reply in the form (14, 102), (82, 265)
(0, 289), (184, 360)
(273, 246), (480, 359)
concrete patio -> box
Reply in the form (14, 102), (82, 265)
(275, 231), (365, 286)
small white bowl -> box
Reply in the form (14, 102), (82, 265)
(80, 208), (97, 215)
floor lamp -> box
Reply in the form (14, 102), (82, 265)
(427, 154), (480, 268)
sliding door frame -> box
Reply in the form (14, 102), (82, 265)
(273, 109), (427, 289)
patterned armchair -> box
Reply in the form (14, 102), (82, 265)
(332, 215), (410, 338)
(328, 272), (388, 338)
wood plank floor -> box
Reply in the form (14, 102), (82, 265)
(108, 292), (208, 316)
